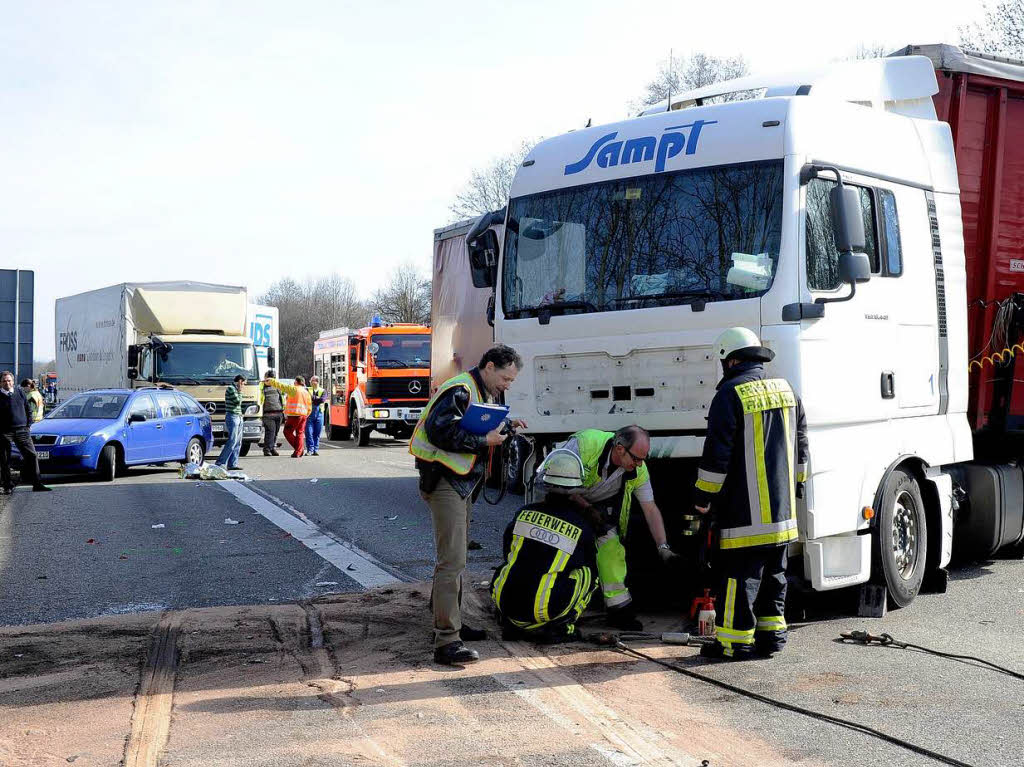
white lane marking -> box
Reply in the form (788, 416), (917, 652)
(218, 480), (400, 589)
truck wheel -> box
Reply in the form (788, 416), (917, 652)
(872, 467), (928, 608)
(351, 407), (371, 446)
(184, 437), (205, 466)
(239, 442), (252, 457)
(97, 444), (118, 482)
(330, 416), (351, 442)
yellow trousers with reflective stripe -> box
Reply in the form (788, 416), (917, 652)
(595, 530), (631, 609)
(712, 546), (789, 657)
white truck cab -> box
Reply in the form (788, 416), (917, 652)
(471, 55), (978, 605)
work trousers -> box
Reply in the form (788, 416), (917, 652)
(0, 427), (41, 489)
(305, 409), (324, 454)
(215, 413), (243, 468)
(595, 529), (631, 609)
(712, 546), (789, 657)
(423, 477), (473, 649)
(283, 415), (307, 456)
(261, 411), (282, 454)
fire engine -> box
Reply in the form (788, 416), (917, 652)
(313, 318), (431, 446)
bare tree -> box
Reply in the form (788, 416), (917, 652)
(960, 1), (1024, 57)
(846, 43), (891, 60)
(449, 140), (537, 221)
(636, 51), (750, 110)
(260, 274), (367, 378)
(371, 263), (431, 325)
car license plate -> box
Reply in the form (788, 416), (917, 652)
(212, 424), (224, 433)
(243, 426), (261, 434)
(37, 451), (49, 460)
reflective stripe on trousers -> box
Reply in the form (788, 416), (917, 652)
(595, 530), (630, 608)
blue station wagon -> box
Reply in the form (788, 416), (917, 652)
(22, 388), (213, 481)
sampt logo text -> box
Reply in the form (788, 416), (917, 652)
(564, 119), (717, 176)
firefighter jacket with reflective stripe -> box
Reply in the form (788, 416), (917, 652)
(694, 362), (808, 550)
(574, 429), (651, 540)
(271, 380), (311, 417)
(491, 498), (597, 630)
(410, 369), (493, 497)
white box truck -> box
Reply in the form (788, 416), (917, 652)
(247, 303), (280, 379)
(56, 281), (265, 454)
(462, 48), (1024, 609)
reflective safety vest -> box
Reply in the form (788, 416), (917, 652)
(28, 390), (44, 422)
(574, 429), (651, 540)
(284, 386), (311, 417)
(408, 372), (482, 475)
(308, 387), (327, 416)
(695, 372), (807, 550)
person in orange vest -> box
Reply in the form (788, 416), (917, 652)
(267, 376), (312, 457)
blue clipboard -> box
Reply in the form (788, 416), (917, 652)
(460, 403), (510, 435)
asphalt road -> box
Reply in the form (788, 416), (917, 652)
(1, 432), (1022, 766)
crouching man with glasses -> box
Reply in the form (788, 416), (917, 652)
(535, 425), (676, 631)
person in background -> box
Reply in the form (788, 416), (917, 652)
(268, 376), (312, 457)
(0, 371), (50, 493)
(21, 380), (44, 423)
(215, 374), (246, 470)
(305, 375), (328, 456)
(259, 369), (284, 456)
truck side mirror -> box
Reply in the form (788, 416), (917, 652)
(128, 345), (140, 368)
(468, 228), (499, 289)
(267, 348), (276, 368)
(829, 184), (867, 255)
(839, 251), (872, 284)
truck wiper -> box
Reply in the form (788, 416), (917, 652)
(610, 290), (730, 306)
(506, 300), (598, 319)
(374, 359), (409, 368)
(161, 377), (201, 385)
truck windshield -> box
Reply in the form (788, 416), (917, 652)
(371, 334), (431, 368)
(156, 342), (259, 384)
(502, 159), (784, 317)
(47, 393), (129, 420)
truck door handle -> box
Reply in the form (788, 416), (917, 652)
(881, 372), (895, 400)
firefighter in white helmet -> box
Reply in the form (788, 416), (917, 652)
(694, 327), (808, 660)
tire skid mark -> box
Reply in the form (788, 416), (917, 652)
(122, 612), (182, 767)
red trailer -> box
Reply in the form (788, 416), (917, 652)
(900, 45), (1024, 434)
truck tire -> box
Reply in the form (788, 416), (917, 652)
(97, 444), (118, 482)
(184, 437), (205, 466)
(239, 442), (252, 457)
(872, 467), (928, 608)
(330, 415), (351, 442)
(351, 406), (370, 446)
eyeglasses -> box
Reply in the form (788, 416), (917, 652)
(623, 445), (647, 465)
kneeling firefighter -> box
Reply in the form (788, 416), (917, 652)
(693, 327), (808, 660)
(538, 425), (677, 631)
(492, 449), (598, 642)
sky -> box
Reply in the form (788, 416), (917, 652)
(2, 0), (988, 360)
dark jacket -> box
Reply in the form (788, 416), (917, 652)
(260, 383), (285, 414)
(694, 361), (808, 550)
(0, 388), (32, 432)
(492, 496), (597, 628)
(416, 367), (497, 499)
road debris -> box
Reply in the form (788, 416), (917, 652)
(310, 478), (319, 483)
(316, 581), (339, 587)
(224, 518), (241, 525)
(152, 524), (165, 529)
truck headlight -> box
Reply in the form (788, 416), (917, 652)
(245, 405), (260, 416)
(61, 435), (89, 445)
(372, 409), (390, 418)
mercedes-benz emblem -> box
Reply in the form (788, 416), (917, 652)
(408, 380), (422, 394)
(206, 402), (217, 414)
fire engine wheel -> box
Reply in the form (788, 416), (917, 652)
(871, 467), (928, 608)
(351, 407), (371, 446)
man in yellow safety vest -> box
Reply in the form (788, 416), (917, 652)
(410, 344), (526, 666)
